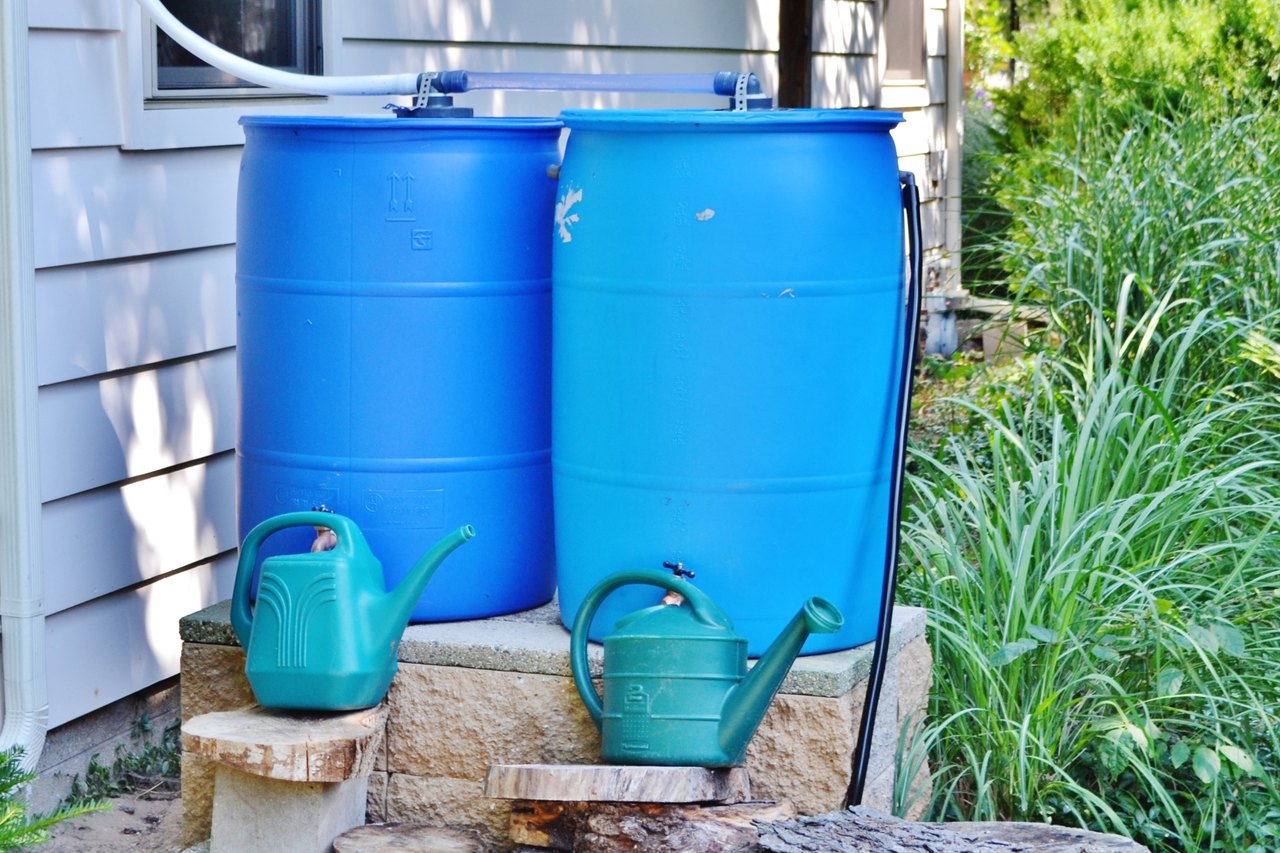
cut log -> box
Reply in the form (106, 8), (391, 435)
(510, 800), (795, 852)
(332, 822), (484, 852)
(486, 763), (751, 804)
(755, 806), (1150, 853)
(182, 704), (387, 783)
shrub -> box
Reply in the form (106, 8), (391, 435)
(0, 748), (106, 850)
(995, 0), (1280, 152)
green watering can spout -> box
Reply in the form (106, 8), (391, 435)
(718, 596), (844, 759)
(382, 522), (476, 640)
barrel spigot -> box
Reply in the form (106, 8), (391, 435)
(663, 560), (695, 580)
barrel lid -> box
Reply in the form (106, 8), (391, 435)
(558, 108), (902, 133)
(239, 115), (562, 131)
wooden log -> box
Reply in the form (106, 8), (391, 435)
(332, 822), (484, 852)
(486, 763), (751, 804)
(182, 704), (387, 784)
(755, 806), (1150, 853)
(510, 800), (795, 852)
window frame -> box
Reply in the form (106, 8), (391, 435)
(882, 0), (926, 83)
(121, 0), (334, 151)
(148, 0), (324, 99)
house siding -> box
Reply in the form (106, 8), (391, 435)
(24, 0), (954, 730)
(28, 0), (243, 727)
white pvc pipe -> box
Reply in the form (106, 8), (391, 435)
(0, 0), (48, 774)
(135, 0), (422, 96)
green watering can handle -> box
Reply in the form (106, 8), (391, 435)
(568, 568), (727, 727)
(230, 511), (366, 649)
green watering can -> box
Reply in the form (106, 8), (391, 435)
(230, 511), (473, 711)
(570, 567), (843, 767)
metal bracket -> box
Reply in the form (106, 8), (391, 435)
(733, 73), (751, 111)
(414, 73), (439, 110)
(389, 72), (473, 118)
(728, 73), (773, 111)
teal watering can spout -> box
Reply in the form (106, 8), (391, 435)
(381, 523), (476, 643)
(718, 597), (844, 760)
(230, 511), (473, 711)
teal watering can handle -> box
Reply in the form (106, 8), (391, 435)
(569, 568), (723, 726)
(230, 511), (364, 649)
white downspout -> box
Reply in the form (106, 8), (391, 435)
(0, 0), (49, 772)
(944, 0), (965, 291)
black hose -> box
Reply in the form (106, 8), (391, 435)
(845, 170), (923, 807)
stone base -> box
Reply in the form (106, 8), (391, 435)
(179, 599), (931, 850)
(209, 767), (369, 853)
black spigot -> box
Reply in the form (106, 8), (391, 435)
(663, 561), (695, 580)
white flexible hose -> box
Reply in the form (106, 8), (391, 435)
(135, 0), (422, 96)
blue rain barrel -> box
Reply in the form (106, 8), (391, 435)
(552, 109), (906, 655)
(237, 115), (561, 621)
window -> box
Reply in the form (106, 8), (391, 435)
(152, 0), (322, 98)
(883, 0), (925, 81)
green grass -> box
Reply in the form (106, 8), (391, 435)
(898, 282), (1280, 850)
(909, 16), (1280, 850)
(997, 98), (1280, 354)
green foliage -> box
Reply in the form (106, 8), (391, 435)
(965, 0), (1280, 300)
(0, 747), (106, 850)
(899, 285), (1280, 850)
(964, 0), (1057, 82)
(999, 0), (1224, 149)
(67, 716), (181, 805)
(996, 99), (1280, 354)
(924, 3), (1280, 848)
(1217, 0), (1280, 97)
(965, 0), (1016, 81)
(960, 95), (1014, 293)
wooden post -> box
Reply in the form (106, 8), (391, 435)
(778, 0), (813, 108)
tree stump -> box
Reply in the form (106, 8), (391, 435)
(755, 806), (1151, 852)
(511, 800), (796, 852)
(333, 822), (485, 852)
(487, 763), (788, 851)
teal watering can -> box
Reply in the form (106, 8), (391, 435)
(231, 511), (473, 711)
(570, 567), (843, 767)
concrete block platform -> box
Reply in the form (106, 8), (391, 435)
(178, 598), (931, 850)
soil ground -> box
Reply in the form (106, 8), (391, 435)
(33, 789), (184, 852)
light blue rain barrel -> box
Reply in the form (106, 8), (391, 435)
(552, 109), (907, 655)
(237, 115), (561, 621)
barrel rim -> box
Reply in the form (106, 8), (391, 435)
(239, 115), (564, 131)
(557, 108), (904, 132)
